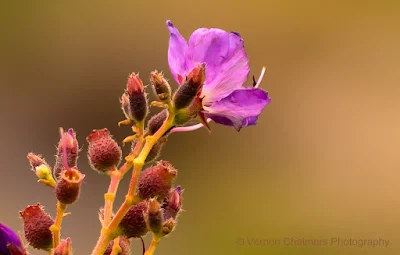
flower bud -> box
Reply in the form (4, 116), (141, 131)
(137, 160), (177, 201)
(0, 222), (24, 255)
(20, 204), (54, 250)
(120, 93), (133, 121)
(55, 167), (85, 204)
(54, 128), (79, 179)
(6, 242), (28, 255)
(54, 238), (72, 255)
(162, 186), (183, 220)
(118, 201), (149, 238)
(173, 63), (205, 110)
(147, 110), (170, 135)
(150, 71), (171, 102)
(87, 129), (122, 174)
(146, 199), (163, 235)
(131, 137), (167, 164)
(124, 73), (148, 123)
(27, 153), (56, 187)
(161, 218), (176, 236)
(104, 237), (131, 255)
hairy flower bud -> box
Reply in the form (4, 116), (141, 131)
(54, 128), (79, 179)
(162, 186), (183, 220)
(137, 160), (177, 201)
(55, 168), (85, 204)
(54, 238), (72, 255)
(173, 63), (205, 110)
(131, 137), (167, 164)
(147, 110), (169, 135)
(124, 73), (148, 123)
(104, 237), (131, 255)
(146, 199), (163, 235)
(150, 71), (171, 102)
(118, 201), (149, 238)
(0, 222), (24, 255)
(27, 153), (56, 187)
(87, 129), (122, 174)
(120, 93), (133, 121)
(161, 218), (176, 236)
(20, 204), (54, 250)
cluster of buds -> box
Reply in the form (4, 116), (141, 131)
(119, 65), (207, 137)
(117, 161), (183, 239)
(21, 128), (85, 253)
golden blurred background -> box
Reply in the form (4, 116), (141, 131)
(1, 1), (399, 254)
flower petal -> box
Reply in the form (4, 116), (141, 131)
(166, 20), (189, 83)
(194, 31), (249, 104)
(204, 88), (271, 131)
(0, 223), (22, 255)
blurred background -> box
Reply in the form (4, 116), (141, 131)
(1, 1), (399, 254)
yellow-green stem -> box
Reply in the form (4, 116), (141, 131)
(110, 236), (121, 255)
(91, 113), (174, 255)
(50, 202), (67, 248)
(144, 236), (160, 255)
(103, 168), (121, 227)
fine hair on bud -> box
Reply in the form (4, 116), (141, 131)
(131, 137), (167, 164)
(54, 238), (72, 255)
(147, 198), (163, 235)
(104, 237), (131, 255)
(161, 218), (176, 237)
(87, 128), (122, 174)
(173, 64), (205, 110)
(150, 71), (171, 102)
(137, 160), (177, 201)
(20, 204), (54, 250)
(118, 201), (149, 238)
(162, 186), (183, 220)
(147, 110), (174, 135)
(55, 167), (85, 204)
(126, 73), (148, 122)
(54, 128), (79, 179)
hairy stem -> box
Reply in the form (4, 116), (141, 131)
(91, 113), (174, 255)
(144, 236), (160, 255)
(50, 202), (67, 248)
(110, 236), (121, 255)
(103, 168), (121, 227)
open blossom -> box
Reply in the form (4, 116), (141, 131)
(0, 222), (24, 255)
(166, 20), (271, 131)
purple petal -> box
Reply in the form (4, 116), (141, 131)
(0, 223), (22, 255)
(166, 20), (189, 83)
(204, 88), (271, 131)
(192, 31), (249, 104)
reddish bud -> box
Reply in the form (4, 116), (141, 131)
(27, 153), (54, 184)
(54, 238), (72, 255)
(125, 73), (148, 122)
(137, 160), (177, 201)
(120, 93), (133, 120)
(20, 204), (54, 250)
(27, 153), (48, 171)
(54, 128), (79, 179)
(147, 110), (171, 135)
(146, 199), (163, 235)
(103, 237), (131, 255)
(87, 129), (122, 173)
(55, 167), (85, 204)
(150, 71), (171, 102)
(173, 63), (205, 110)
(118, 201), (149, 238)
(162, 186), (183, 220)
